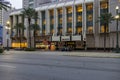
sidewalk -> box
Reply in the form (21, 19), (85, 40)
(3, 50), (120, 58)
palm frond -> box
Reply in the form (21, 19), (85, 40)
(30, 24), (40, 30)
(0, 1), (11, 11)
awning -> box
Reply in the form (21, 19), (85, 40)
(56, 2), (64, 8)
(41, 5), (49, 11)
(48, 4), (57, 10)
(36, 5), (49, 11)
(75, 0), (83, 5)
(65, 1), (73, 7)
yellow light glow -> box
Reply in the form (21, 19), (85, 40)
(77, 6), (82, 12)
(6, 21), (10, 25)
(12, 43), (27, 48)
(116, 6), (119, 10)
(115, 15), (119, 19)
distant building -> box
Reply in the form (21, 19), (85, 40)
(23, 0), (51, 8)
(22, 0), (68, 8)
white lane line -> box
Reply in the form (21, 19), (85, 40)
(0, 65), (16, 69)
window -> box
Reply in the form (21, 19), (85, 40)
(100, 2), (108, 9)
(67, 17), (72, 23)
(77, 27), (82, 34)
(77, 16), (82, 22)
(100, 25), (108, 33)
(58, 8), (63, 14)
(86, 4), (93, 11)
(87, 26), (93, 33)
(67, 7), (72, 13)
(59, 18), (62, 24)
(76, 5), (82, 12)
(87, 15), (93, 21)
(68, 28), (72, 33)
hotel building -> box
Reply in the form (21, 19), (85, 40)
(9, 0), (120, 50)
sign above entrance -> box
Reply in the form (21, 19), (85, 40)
(61, 36), (70, 41)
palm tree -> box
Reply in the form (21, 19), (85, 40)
(14, 23), (25, 48)
(22, 8), (36, 48)
(97, 13), (114, 51)
(30, 24), (40, 48)
(31, 12), (40, 48)
(0, 1), (11, 11)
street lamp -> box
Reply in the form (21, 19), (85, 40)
(115, 6), (119, 53)
(6, 21), (11, 51)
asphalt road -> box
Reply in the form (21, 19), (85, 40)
(0, 52), (120, 80)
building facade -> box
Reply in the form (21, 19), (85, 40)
(0, 0), (13, 48)
(10, 0), (120, 50)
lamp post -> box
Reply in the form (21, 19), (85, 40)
(115, 6), (119, 53)
(6, 21), (11, 51)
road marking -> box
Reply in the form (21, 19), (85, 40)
(0, 65), (16, 69)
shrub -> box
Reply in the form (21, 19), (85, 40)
(0, 48), (4, 54)
(24, 48), (36, 51)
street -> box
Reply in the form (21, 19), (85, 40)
(0, 51), (120, 80)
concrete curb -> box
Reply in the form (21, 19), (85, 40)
(2, 50), (120, 58)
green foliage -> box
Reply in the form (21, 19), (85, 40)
(22, 7), (36, 48)
(22, 7), (36, 19)
(0, 46), (4, 54)
(24, 48), (36, 51)
(97, 13), (114, 24)
(30, 24), (40, 30)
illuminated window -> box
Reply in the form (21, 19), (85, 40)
(77, 16), (82, 22)
(67, 7), (72, 13)
(58, 8), (63, 14)
(100, 2), (108, 9)
(12, 43), (27, 48)
(43, 20), (46, 25)
(50, 10), (54, 16)
(51, 19), (54, 24)
(59, 18), (62, 24)
(87, 26), (93, 33)
(87, 15), (93, 21)
(77, 27), (82, 33)
(86, 4), (93, 11)
(77, 5), (82, 12)
(67, 17), (72, 23)
(100, 25), (108, 33)
(68, 28), (72, 33)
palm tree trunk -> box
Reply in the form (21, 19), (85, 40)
(34, 30), (36, 48)
(19, 29), (21, 48)
(104, 24), (107, 52)
(28, 18), (31, 48)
